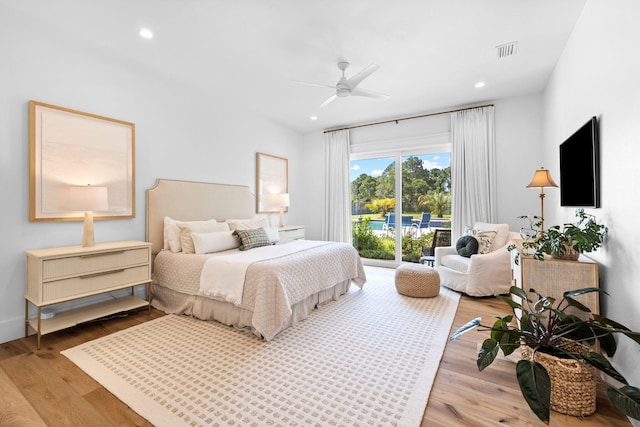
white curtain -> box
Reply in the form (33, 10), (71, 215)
(322, 130), (352, 243)
(450, 106), (497, 239)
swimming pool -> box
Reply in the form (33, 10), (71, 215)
(368, 220), (386, 230)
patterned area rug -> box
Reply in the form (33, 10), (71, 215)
(62, 266), (460, 427)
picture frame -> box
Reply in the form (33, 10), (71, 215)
(256, 152), (288, 213)
(29, 100), (135, 222)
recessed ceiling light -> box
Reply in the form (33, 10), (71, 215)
(310, 116), (318, 121)
(139, 28), (154, 39)
(475, 82), (485, 88)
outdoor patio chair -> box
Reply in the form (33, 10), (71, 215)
(382, 213), (414, 232)
(411, 212), (432, 236)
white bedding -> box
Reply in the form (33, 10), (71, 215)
(152, 240), (366, 340)
(199, 240), (330, 304)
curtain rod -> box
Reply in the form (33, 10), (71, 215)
(323, 103), (494, 134)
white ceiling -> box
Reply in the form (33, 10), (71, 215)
(7, 0), (587, 133)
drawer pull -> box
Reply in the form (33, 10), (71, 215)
(80, 269), (125, 279)
(80, 251), (125, 259)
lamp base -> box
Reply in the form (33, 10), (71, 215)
(82, 211), (96, 247)
(279, 208), (285, 228)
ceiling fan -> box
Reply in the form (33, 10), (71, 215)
(294, 59), (390, 107)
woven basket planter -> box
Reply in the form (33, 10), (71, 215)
(521, 340), (598, 417)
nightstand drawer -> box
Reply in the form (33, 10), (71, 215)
(42, 248), (149, 280)
(279, 226), (305, 241)
(43, 265), (150, 301)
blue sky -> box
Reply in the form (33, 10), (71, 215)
(350, 152), (451, 182)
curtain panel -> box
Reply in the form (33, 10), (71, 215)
(322, 130), (352, 243)
(450, 106), (497, 239)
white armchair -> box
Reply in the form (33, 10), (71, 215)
(434, 223), (519, 296)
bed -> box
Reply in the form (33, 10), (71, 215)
(146, 179), (366, 340)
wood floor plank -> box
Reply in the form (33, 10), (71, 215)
(84, 387), (154, 427)
(0, 353), (111, 426)
(0, 339), (30, 362)
(0, 366), (46, 427)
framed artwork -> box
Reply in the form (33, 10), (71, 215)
(29, 100), (135, 222)
(256, 152), (288, 213)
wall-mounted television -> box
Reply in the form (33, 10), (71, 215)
(559, 116), (600, 208)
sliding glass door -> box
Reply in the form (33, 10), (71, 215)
(351, 151), (451, 264)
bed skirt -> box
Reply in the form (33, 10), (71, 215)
(151, 279), (352, 339)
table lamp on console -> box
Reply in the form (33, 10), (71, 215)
(274, 192), (290, 228)
(67, 185), (109, 247)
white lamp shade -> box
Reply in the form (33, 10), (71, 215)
(67, 186), (109, 212)
(279, 193), (290, 208)
(268, 192), (290, 209)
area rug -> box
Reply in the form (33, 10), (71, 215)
(62, 266), (460, 427)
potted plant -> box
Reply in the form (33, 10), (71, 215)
(509, 209), (607, 262)
(450, 286), (640, 424)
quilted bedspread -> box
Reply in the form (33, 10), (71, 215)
(153, 240), (366, 340)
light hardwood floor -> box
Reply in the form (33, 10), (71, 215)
(0, 296), (631, 426)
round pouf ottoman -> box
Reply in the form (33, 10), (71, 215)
(394, 263), (440, 298)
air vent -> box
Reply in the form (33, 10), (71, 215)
(496, 41), (518, 58)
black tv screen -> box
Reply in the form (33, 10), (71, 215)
(559, 117), (600, 208)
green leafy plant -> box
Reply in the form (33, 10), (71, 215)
(352, 217), (382, 256)
(508, 210), (607, 262)
(450, 286), (640, 424)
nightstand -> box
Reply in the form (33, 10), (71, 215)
(25, 240), (152, 349)
(278, 225), (305, 242)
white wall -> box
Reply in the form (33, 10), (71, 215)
(302, 95), (543, 240)
(0, 8), (304, 343)
(543, 0), (640, 416)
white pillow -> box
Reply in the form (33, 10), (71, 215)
(164, 217), (217, 253)
(191, 230), (240, 254)
(262, 226), (280, 244)
(226, 217), (269, 230)
(178, 222), (230, 254)
(473, 222), (510, 252)
(470, 229), (498, 254)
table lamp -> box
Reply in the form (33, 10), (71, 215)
(67, 185), (109, 247)
(275, 193), (290, 228)
(526, 167), (558, 231)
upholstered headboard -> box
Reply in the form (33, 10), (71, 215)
(146, 179), (255, 255)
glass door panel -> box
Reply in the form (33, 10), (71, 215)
(350, 157), (396, 261)
(400, 153), (451, 262)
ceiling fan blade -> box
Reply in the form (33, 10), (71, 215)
(346, 64), (380, 90)
(320, 94), (337, 108)
(291, 80), (336, 90)
(351, 87), (390, 99)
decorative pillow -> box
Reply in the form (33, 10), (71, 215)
(191, 231), (240, 254)
(178, 222), (230, 254)
(262, 227), (280, 244)
(473, 222), (510, 251)
(226, 217), (269, 231)
(456, 235), (479, 257)
(233, 228), (271, 251)
(164, 217), (217, 253)
(471, 230), (497, 254)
